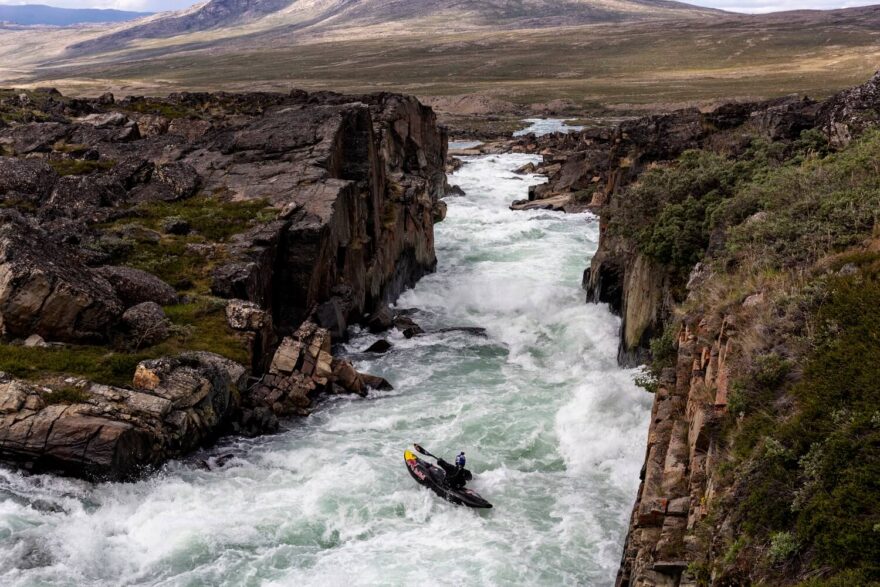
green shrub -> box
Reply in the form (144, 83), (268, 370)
(797, 569), (880, 587)
(731, 272), (880, 580)
(634, 371), (659, 394)
(753, 353), (792, 388)
(611, 149), (748, 274)
(725, 130), (880, 270)
(768, 531), (799, 564)
(649, 324), (677, 373)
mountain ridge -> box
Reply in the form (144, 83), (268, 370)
(0, 4), (151, 26)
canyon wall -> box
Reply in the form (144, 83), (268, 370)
(0, 88), (447, 478)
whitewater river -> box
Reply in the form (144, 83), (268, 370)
(0, 152), (651, 586)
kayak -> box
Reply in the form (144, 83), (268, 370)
(404, 449), (493, 509)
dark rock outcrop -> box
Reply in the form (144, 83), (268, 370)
(817, 70), (880, 147)
(0, 157), (58, 207)
(0, 211), (123, 343)
(121, 301), (171, 347)
(95, 265), (179, 307)
(0, 352), (245, 479)
(245, 320), (391, 420)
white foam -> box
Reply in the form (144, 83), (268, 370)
(513, 118), (585, 137)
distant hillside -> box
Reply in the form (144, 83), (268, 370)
(68, 0), (723, 54)
(0, 4), (150, 26)
(2, 1), (879, 118)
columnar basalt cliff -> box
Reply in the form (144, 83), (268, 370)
(0, 88), (447, 478)
(570, 74), (880, 586)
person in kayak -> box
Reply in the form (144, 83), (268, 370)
(438, 451), (470, 489)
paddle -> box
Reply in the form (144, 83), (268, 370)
(413, 443), (438, 460)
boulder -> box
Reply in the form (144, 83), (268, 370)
(95, 266), (178, 307)
(121, 302), (171, 348)
(364, 339), (392, 353)
(361, 372), (393, 391)
(1, 122), (69, 154)
(45, 175), (121, 214)
(446, 184), (466, 197)
(510, 193), (573, 212)
(135, 114), (170, 137)
(225, 299), (270, 331)
(0, 353), (246, 479)
(393, 314), (424, 338)
(0, 157), (58, 207)
(23, 334), (48, 348)
(77, 112), (132, 128)
(131, 351), (245, 434)
(514, 162), (537, 175)
(367, 305), (394, 333)
(160, 216), (190, 235)
(0, 211), (123, 342)
(132, 162), (199, 202)
(331, 357), (365, 396)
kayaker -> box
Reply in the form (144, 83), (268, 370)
(445, 452), (469, 489)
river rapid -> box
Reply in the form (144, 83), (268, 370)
(0, 150), (651, 586)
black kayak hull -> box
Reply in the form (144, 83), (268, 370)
(404, 450), (492, 509)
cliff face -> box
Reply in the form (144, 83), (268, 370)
(573, 74), (880, 586)
(0, 88), (446, 478)
(616, 319), (733, 586)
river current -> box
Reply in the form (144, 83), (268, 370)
(0, 151), (651, 586)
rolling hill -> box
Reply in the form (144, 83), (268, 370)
(66, 0), (723, 54)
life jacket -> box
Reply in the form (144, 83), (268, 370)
(455, 453), (466, 468)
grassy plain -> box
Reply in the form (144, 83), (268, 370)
(19, 12), (880, 112)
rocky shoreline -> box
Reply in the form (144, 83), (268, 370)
(0, 88), (448, 479)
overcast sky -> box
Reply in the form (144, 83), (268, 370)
(0, 0), (877, 15)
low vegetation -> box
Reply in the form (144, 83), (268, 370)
(97, 195), (274, 290)
(0, 296), (248, 386)
(25, 17), (879, 112)
(47, 158), (116, 176)
(0, 195), (270, 387)
(43, 386), (92, 405)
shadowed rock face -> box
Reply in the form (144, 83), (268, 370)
(191, 91), (448, 328)
(0, 88), (447, 478)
